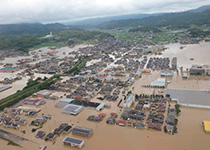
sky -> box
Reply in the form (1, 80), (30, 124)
(0, 0), (209, 24)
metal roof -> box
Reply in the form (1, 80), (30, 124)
(166, 88), (210, 108)
(0, 85), (12, 92)
(151, 78), (166, 87)
(62, 104), (84, 115)
(125, 94), (134, 104)
(60, 98), (74, 103)
(63, 137), (84, 144)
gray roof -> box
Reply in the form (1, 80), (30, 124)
(73, 126), (93, 134)
(0, 85), (12, 92)
(151, 78), (166, 87)
(62, 104), (84, 115)
(125, 94), (134, 104)
(166, 88), (210, 108)
(63, 137), (84, 144)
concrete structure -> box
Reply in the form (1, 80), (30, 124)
(124, 94), (135, 108)
(63, 137), (84, 149)
(62, 104), (84, 115)
(36, 90), (52, 97)
(171, 57), (177, 70)
(160, 71), (174, 77)
(166, 88), (210, 109)
(203, 121), (210, 133)
(96, 103), (106, 111)
(0, 85), (12, 93)
(135, 68), (142, 78)
(151, 78), (166, 88)
(189, 65), (210, 75)
(55, 98), (74, 108)
(72, 126), (93, 137)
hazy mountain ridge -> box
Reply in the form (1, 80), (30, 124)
(98, 5), (210, 29)
(63, 13), (163, 26)
(0, 23), (66, 35)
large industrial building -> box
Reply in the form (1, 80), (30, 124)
(55, 98), (75, 108)
(62, 104), (84, 115)
(166, 88), (210, 109)
(0, 85), (12, 93)
(124, 94), (134, 108)
(151, 78), (166, 88)
(189, 65), (210, 75)
(72, 126), (93, 137)
(63, 137), (85, 149)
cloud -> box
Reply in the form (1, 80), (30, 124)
(0, 0), (209, 24)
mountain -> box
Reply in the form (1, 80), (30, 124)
(63, 13), (163, 26)
(0, 22), (111, 52)
(64, 5), (210, 27)
(98, 6), (210, 29)
(0, 23), (66, 35)
(188, 5), (210, 13)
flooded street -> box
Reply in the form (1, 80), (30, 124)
(0, 42), (210, 150)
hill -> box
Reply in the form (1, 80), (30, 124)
(188, 5), (210, 13)
(98, 6), (210, 29)
(0, 23), (66, 35)
(0, 23), (110, 52)
(63, 13), (164, 26)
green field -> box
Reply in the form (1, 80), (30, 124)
(31, 42), (66, 49)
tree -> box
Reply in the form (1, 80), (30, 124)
(175, 104), (181, 115)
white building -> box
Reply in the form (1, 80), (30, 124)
(63, 137), (84, 149)
(160, 71), (174, 77)
(124, 94), (135, 108)
(62, 104), (84, 115)
(45, 32), (54, 39)
(55, 98), (74, 108)
(151, 78), (166, 88)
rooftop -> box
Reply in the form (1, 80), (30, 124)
(166, 88), (210, 108)
(63, 137), (84, 145)
(203, 121), (210, 132)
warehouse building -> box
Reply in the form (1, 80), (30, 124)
(0, 85), (12, 93)
(124, 94), (135, 108)
(36, 90), (52, 97)
(189, 65), (210, 76)
(160, 70), (174, 77)
(55, 98), (74, 108)
(72, 126), (93, 137)
(166, 88), (210, 109)
(151, 78), (166, 88)
(62, 104), (84, 115)
(63, 137), (84, 149)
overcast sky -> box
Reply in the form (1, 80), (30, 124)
(0, 0), (209, 24)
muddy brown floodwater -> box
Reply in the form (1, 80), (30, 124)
(0, 42), (210, 150)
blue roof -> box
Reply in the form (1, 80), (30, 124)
(0, 67), (17, 71)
